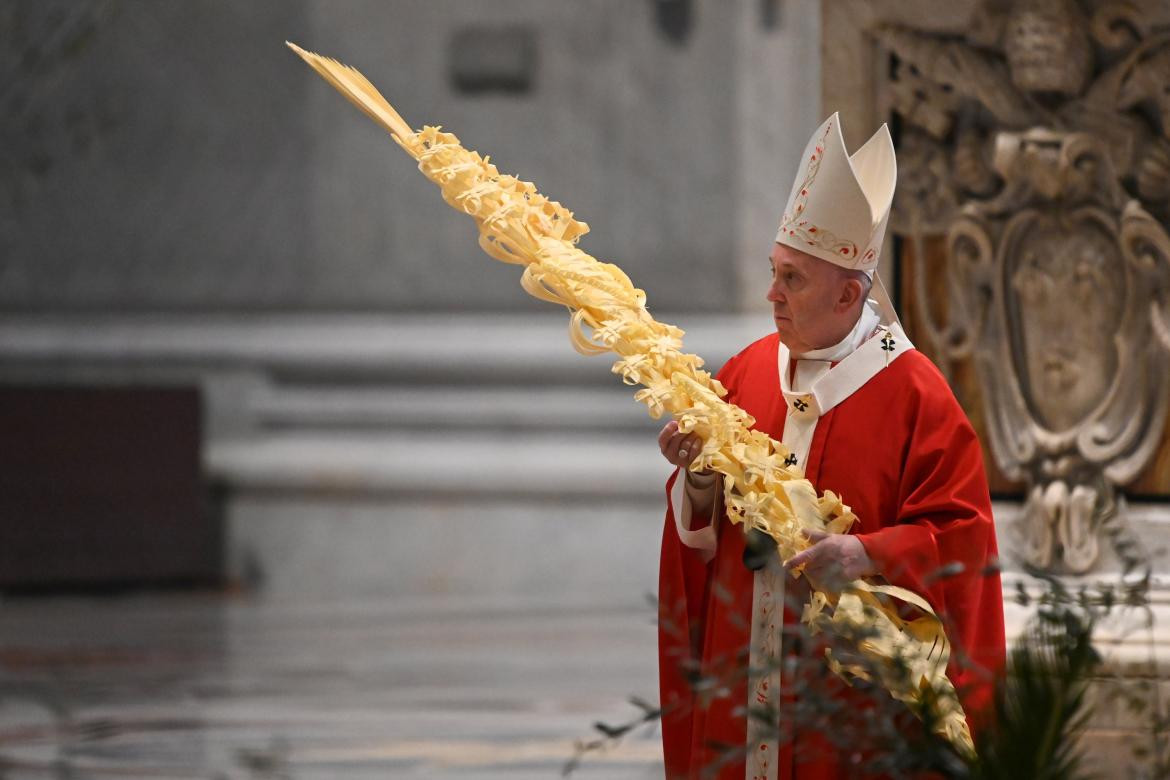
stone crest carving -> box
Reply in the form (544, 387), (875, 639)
(874, 0), (1170, 573)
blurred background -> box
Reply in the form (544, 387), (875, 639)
(0, 0), (823, 598)
(0, 1), (817, 777)
(3, 0), (1170, 777)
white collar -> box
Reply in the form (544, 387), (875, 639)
(793, 301), (882, 363)
(777, 305), (912, 419)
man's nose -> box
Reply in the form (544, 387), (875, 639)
(766, 280), (783, 303)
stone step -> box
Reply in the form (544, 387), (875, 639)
(249, 384), (663, 433)
(0, 312), (757, 603)
(209, 430), (673, 601)
(207, 431), (671, 500)
(0, 312), (770, 385)
(223, 492), (666, 604)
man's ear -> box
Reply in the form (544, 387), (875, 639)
(836, 277), (864, 313)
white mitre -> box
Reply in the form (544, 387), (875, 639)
(774, 113), (900, 323)
(775, 112), (896, 270)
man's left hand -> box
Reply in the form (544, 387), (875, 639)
(783, 530), (876, 592)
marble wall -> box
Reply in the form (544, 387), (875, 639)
(2, 0), (821, 315)
(1, 0), (823, 601)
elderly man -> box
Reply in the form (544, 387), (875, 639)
(655, 114), (1005, 779)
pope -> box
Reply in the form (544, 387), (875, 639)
(656, 114), (1006, 779)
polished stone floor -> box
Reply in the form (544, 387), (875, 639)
(0, 594), (664, 779)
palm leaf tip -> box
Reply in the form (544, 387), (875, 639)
(285, 41), (415, 142)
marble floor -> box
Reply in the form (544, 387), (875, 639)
(0, 593), (664, 779)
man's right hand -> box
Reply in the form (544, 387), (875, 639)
(658, 420), (704, 469)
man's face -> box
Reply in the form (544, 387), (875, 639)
(766, 242), (850, 354)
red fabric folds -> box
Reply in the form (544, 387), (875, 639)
(658, 333), (1005, 779)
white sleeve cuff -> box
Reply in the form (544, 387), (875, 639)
(668, 467), (718, 561)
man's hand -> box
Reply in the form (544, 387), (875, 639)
(784, 530), (876, 592)
(658, 420), (704, 469)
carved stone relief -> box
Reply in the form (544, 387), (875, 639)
(873, 0), (1170, 573)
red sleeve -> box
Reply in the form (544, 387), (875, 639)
(657, 346), (749, 773)
(658, 472), (704, 773)
(854, 364), (1005, 725)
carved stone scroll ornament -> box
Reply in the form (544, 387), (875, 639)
(874, 0), (1170, 573)
(946, 133), (1170, 573)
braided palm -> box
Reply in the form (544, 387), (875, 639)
(288, 42), (975, 756)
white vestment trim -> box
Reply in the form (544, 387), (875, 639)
(746, 304), (912, 780)
(669, 467), (718, 561)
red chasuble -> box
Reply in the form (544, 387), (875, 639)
(658, 332), (1005, 779)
